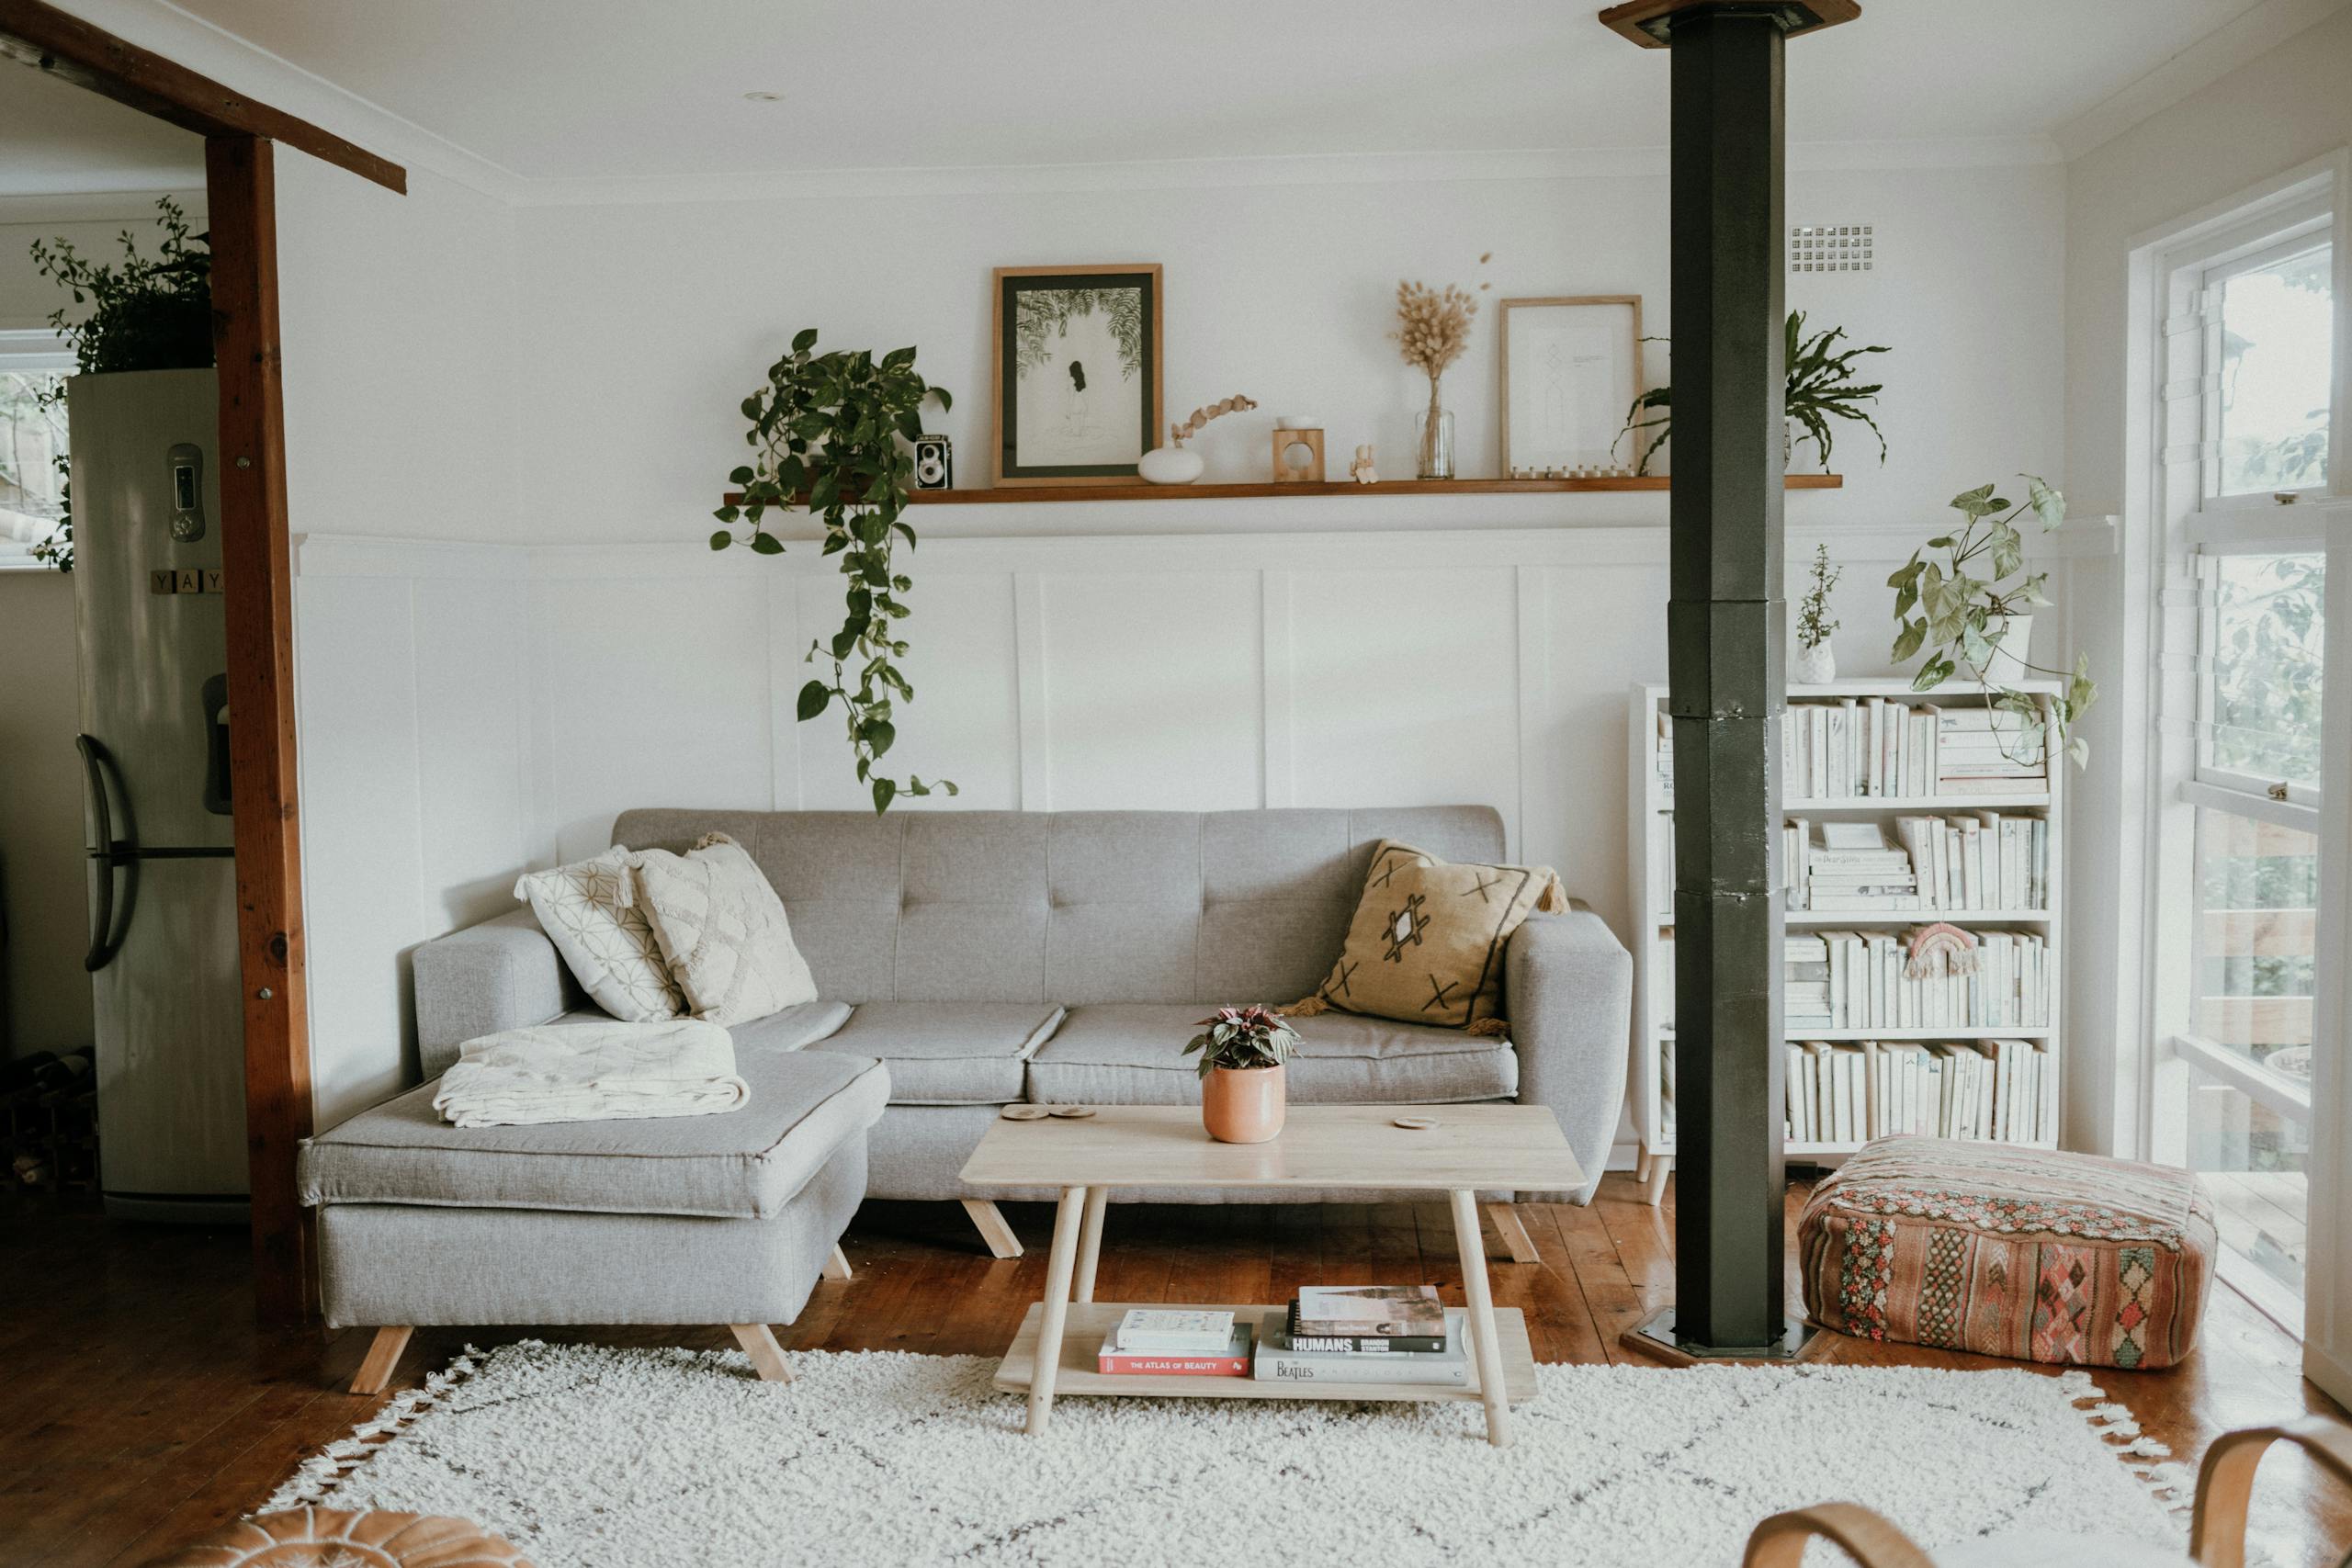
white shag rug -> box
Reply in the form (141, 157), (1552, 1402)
(271, 1343), (2186, 1567)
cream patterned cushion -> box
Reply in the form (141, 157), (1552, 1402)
(630, 833), (818, 1026)
(513, 848), (684, 1022)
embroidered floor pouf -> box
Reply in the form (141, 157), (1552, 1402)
(1797, 1136), (2217, 1370)
(142, 1507), (534, 1568)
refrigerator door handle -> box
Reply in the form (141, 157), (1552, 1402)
(77, 734), (141, 973)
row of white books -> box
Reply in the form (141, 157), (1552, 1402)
(1784, 1038), (2050, 1145)
(1782, 814), (2050, 911)
(1781, 698), (2047, 799)
(1786, 929), (2051, 1032)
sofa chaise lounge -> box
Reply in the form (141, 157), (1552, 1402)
(405, 805), (1632, 1260)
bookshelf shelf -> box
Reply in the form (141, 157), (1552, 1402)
(1628, 678), (2065, 1205)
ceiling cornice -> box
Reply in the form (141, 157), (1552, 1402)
(2052, 0), (2352, 162)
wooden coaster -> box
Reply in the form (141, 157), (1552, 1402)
(998, 1104), (1050, 1121)
(1046, 1105), (1097, 1119)
(1392, 1115), (1439, 1130)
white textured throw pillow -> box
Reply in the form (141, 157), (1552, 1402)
(514, 847), (685, 1022)
(629, 833), (818, 1025)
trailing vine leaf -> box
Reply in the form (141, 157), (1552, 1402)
(714, 328), (958, 812)
(1890, 472), (2098, 764)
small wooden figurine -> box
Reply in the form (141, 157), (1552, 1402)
(1350, 445), (1378, 484)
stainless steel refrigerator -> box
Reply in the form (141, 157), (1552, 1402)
(70, 367), (248, 1223)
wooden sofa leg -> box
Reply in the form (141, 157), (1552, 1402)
(350, 1326), (413, 1395)
(963, 1198), (1023, 1259)
(1645, 1155), (1673, 1207)
(1489, 1202), (1541, 1264)
(729, 1323), (794, 1383)
(822, 1243), (853, 1281)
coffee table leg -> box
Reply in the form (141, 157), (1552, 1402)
(1026, 1185), (1089, 1436)
(1449, 1187), (1512, 1449)
(1074, 1187), (1109, 1303)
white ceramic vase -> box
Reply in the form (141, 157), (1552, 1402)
(1976, 615), (2033, 685)
(1792, 637), (1837, 685)
(1137, 445), (1204, 485)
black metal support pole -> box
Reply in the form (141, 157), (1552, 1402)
(1664, 6), (1789, 1353)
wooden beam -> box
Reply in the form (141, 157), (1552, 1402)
(0, 0), (404, 193)
(207, 133), (315, 1326)
(1597, 0), (1859, 50)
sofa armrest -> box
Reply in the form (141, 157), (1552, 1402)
(413, 908), (582, 1079)
(1504, 904), (1633, 1205)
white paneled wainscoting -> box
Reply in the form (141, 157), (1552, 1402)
(291, 510), (2112, 1133)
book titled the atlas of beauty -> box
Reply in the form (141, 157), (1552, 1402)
(1097, 1321), (1254, 1377)
(1289, 1285), (1448, 1351)
(1253, 1309), (1471, 1387)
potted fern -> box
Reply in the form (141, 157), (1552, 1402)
(1618, 310), (1889, 476)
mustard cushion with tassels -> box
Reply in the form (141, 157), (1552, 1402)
(1289, 840), (1566, 1033)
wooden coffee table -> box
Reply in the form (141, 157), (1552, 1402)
(959, 1103), (1582, 1448)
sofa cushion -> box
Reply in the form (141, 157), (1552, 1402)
(1302, 840), (1564, 1031)
(514, 847), (684, 1022)
(629, 832), (819, 1024)
(808, 1001), (1065, 1106)
(1024, 1003), (1517, 1106)
(299, 1047), (888, 1220)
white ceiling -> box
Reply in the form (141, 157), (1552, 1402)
(140, 0), (2303, 183)
(0, 62), (205, 196)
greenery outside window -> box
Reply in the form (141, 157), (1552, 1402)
(2203, 234), (2332, 502)
(0, 343), (71, 569)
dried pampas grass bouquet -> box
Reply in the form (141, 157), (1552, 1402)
(1391, 253), (1491, 478)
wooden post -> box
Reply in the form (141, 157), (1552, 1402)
(1599, 0), (1857, 1359)
(206, 134), (315, 1326)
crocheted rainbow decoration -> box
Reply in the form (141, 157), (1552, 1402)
(1905, 920), (1979, 979)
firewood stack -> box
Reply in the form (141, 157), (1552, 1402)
(4, 1049), (98, 1192)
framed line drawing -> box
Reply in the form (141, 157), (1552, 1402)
(1498, 295), (1642, 474)
(992, 264), (1163, 486)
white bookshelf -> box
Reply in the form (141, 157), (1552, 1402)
(1626, 678), (2065, 1204)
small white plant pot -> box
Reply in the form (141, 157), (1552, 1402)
(1975, 615), (2033, 686)
(1137, 445), (1205, 485)
(1792, 638), (1837, 685)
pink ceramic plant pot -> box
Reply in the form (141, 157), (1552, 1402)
(1202, 1063), (1287, 1144)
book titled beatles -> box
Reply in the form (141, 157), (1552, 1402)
(1097, 1321), (1253, 1377)
(1253, 1309), (1471, 1386)
(1288, 1285), (1449, 1352)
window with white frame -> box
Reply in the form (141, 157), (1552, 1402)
(0, 332), (74, 568)
(2149, 197), (2336, 1314)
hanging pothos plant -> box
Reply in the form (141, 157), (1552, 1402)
(713, 328), (957, 813)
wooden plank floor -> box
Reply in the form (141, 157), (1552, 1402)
(3, 1176), (2346, 1567)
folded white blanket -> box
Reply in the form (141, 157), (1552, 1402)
(434, 1019), (749, 1128)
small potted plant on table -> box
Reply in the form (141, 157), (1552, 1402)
(1183, 1006), (1298, 1144)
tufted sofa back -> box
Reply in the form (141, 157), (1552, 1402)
(608, 807), (1505, 1006)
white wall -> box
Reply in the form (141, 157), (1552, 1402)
(0, 570), (92, 1060)
(281, 153), (2070, 1129)
(2058, 6), (2352, 1156)
(274, 158), (526, 1123)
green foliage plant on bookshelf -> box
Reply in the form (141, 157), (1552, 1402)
(27, 196), (214, 572)
(1616, 310), (1889, 476)
(1798, 543), (1841, 650)
(713, 327), (957, 813)
(1889, 474), (2098, 766)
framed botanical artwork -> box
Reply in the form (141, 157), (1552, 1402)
(1498, 295), (1643, 474)
(992, 264), (1163, 486)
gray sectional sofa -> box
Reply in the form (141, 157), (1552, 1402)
(407, 806), (1633, 1249)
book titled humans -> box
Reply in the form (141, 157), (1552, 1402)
(1252, 1310), (1470, 1387)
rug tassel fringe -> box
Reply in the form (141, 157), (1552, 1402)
(261, 1343), (488, 1515)
(2068, 1372), (2191, 1524)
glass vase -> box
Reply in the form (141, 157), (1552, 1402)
(1419, 406), (1455, 480)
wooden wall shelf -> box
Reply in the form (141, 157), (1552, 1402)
(721, 475), (1843, 506)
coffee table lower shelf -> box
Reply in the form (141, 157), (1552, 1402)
(992, 1300), (1539, 1404)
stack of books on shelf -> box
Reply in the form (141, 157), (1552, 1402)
(1785, 932), (1832, 1030)
(1800, 928), (2050, 1030)
(1784, 820), (1919, 910)
(1655, 709), (1674, 791)
(1781, 817), (2049, 912)
(1251, 1286), (1471, 1387)
(1784, 1038), (2049, 1145)
(1096, 1309), (1253, 1376)
(1779, 697), (2050, 799)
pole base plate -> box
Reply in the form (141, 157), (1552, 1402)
(1620, 1306), (1815, 1365)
